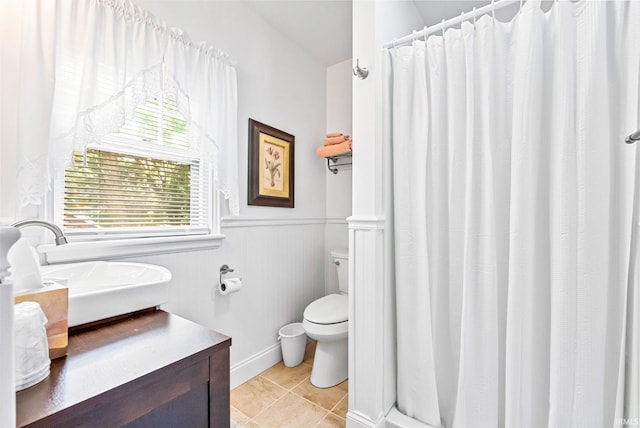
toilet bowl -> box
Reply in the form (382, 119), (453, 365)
(302, 249), (348, 388)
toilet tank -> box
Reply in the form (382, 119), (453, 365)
(331, 249), (349, 293)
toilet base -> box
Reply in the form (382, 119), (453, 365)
(310, 338), (348, 388)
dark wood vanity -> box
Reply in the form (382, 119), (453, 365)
(16, 310), (231, 427)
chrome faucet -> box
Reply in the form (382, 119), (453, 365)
(11, 220), (68, 246)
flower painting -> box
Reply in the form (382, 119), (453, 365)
(248, 119), (294, 208)
(264, 145), (283, 190)
(259, 134), (288, 195)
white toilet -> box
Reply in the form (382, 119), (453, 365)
(302, 249), (348, 388)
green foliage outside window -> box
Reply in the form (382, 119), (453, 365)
(64, 94), (195, 230)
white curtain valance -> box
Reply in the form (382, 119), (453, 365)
(18, 0), (239, 215)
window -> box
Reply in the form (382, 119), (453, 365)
(57, 93), (213, 240)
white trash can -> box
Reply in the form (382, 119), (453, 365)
(278, 322), (307, 367)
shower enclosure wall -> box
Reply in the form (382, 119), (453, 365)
(349, 1), (640, 428)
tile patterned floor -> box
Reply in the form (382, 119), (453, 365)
(231, 341), (348, 428)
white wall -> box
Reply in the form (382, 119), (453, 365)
(0, 0), (332, 388)
(127, 221), (325, 387)
(133, 0), (329, 219)
(325, 59), (352, 294)
(121, 0), (330, 386)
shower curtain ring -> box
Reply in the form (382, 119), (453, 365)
(491, 0), (496, 19)
(473, 7), (477, 26)
(423, 26), (427, 43)
(441, 19), (445, 37)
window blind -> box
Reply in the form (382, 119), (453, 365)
(61, 93), (211, 239)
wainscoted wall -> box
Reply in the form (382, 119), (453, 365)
(128, 218), (326, 387)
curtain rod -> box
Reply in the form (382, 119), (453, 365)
(382, 0), (522, 49)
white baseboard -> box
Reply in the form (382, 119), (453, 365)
(347, 410), (385, 428)
(385, 407), (439, 428)
(230, 343), (283, 389)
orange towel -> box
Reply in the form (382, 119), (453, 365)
(323, 135), (349, 146)
(326, 132), (343, 138)
(317, 140), (352, 157)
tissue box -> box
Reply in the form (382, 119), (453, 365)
(15, 284), (68, 360)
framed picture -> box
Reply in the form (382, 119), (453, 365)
(248, 119), (295, 208)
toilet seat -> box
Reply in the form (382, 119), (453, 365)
(303, 294), (348, 325)
(302, 318), (348, 342)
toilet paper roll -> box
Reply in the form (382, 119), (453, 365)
(218, 277), (242, 296)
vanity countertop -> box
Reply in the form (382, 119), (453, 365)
(16, 309), (231, 427)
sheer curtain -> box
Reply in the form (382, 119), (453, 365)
(18, 0), (239, 215)
(389, 1), (640, 427)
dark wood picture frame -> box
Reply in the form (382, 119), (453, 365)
(248, 119), (295, 208)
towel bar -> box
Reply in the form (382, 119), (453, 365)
(326, 152), (352, 174)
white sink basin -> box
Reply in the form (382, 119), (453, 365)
(40, 261), (171, 327)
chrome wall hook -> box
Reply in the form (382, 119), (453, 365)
(626, 129), (640, 144)
(353, 59), (368, 80)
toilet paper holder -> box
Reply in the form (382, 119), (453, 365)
(219, 264), (234, 284)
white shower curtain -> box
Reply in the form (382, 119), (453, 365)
(390, 1), (640, 427)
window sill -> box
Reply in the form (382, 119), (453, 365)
(39, 234), (226, 264)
